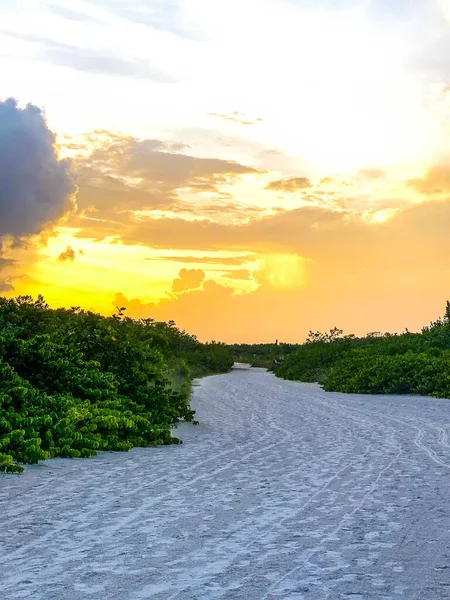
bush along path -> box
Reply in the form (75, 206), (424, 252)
(0, 295), (233, 473)
(275, 302), (450, 399)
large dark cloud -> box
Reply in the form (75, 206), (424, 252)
(0, 98), (76, 241)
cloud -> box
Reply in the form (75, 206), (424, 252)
(67, 132), (261, 236)
(265, 177), (312, 192)
(47, 5), (103, 24)
(116, 139), (260, 189)
(77, 132), (260, 187)
(145, 254), (255, 265)
(1, 33), (173, 82)
(0, 257), (13, 269)
(88, 0), (189, 36)
(411, 19), (450, 81)
(358, 168), (385, 180)
(43, 42), (173, 82)
(74, 165), (175, 215)
(58, 246), (76, 262)
(407, 165), (450, 194)
(207, 112), (263, 126)
(104, 197), (450, 296)
(0, 257), (13, 293)
(114, 182), (442, 256)
(221, 269), (252, 280)
(0, 98), (76, 241)
(172, 268), (205, 293)
(107, 198), (450, 342)
(115, 205), (347, 252)
(0, 279), (13, 293)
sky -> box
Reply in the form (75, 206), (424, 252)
(1, 0), (450, 342)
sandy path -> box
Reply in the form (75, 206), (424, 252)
(1, 366), (450, 599)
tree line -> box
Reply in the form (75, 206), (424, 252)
(275, 302), (450, 398)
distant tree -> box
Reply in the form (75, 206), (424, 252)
(445, 300), (450, 323)
(422, 300), (450, 332)
(306, 327), (344, 344)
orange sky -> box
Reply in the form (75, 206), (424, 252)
(1, 1), (450, 342)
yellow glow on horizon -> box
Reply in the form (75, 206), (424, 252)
(28, 231), (178, 306)
(6, 229), (266, 313)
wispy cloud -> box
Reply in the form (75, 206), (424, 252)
(145, 255), (256, 265)
(0, 31), (174, 82)
(207, 112), (264, 126)
(221, 269), (252, 280)
(265, 177), (312, 192)
(43, 42), (174, 82)
(47, 5), (103, 25)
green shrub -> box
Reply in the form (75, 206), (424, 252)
(0, 295), (233, 472)
(274, 304), (450, 401)
(323, 350), (450, 397)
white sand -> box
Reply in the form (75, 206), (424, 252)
(1, 368), (450, 599)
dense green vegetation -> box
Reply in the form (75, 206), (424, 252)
(230, 342), (299, 369)
(275, 303), (450, 399)
(4, 294), (450, 474)
(0, 296), (233, 473)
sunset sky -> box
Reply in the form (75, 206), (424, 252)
(1, 0), (450, 342)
